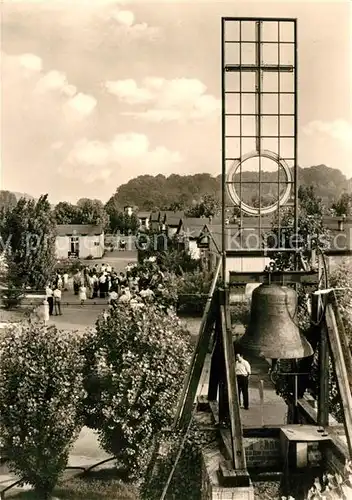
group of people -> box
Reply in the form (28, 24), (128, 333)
(39, 262), (139, 323)
(71, 262), (139, 306)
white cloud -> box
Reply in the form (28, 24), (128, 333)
(113, 9), (134, 26)
(60, 133), (182, 183)
(64, 93), (97, 118)
(105, 77), (221, 122)
(18, 53), (43, 72)
(109, 6), (160, 39)
(105, 79), (153, 104)
(35, 70), (77, 97)
(3, 51), (96, 120)
(303, 120), (352, 145)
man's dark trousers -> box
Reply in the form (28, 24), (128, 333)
(47, 296), (54, 316)
(237, 375), (249, 409)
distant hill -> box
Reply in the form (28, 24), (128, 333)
(0, 190), (35, 211)
(109, 165), (351, 211)
(13, 192), (34, 201)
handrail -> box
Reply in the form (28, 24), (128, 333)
(173, 256), (222, 428)
(325, 300), (352, 459)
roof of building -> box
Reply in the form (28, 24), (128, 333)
(177, 217), (211, 239)
(137, 211), (151, 219)
(150, 211), (161, 222)
(161, 210), (184, 220)
(56, 224), (103, 237)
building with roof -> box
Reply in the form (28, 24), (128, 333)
(197, 215), (352, 279)
(55, 224), (104, 259)
(137, 211), (151, 231)
(176, 217), (209, 259)
(161, 211), (184, 237)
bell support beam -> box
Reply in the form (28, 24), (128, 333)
(219, 291), (247, 472)
(311, 294), (330, 428)
(174, 258), (221, 429)
(325, 298), (352, 459)
(229, 270), (319, 287)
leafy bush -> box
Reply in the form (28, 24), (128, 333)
(55, 258), (83, 275)
(141, 432), (202, 500)
(329, 259), (352, 344)
(81, 299), (193, 480)
(176, 270), (214, 316)
(0, 320), (85, 499)
(137, 232), (199, 275)
(1, 286), (24, 309)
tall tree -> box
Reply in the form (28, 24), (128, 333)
(1, 195), (57, 289)
(76, 198), (109, 228)
(268, 185), (329, 271)
(185, 194), (221, 218)
(331, 192), (352, 217)
(53, 202), (81, 224)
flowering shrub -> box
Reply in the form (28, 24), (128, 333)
(0, 319), (85, 499)
(81, 299), (193, 479)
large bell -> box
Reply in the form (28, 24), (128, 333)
(237, 283), (313, 359)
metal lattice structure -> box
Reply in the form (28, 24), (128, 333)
(221, 18), (298, 274)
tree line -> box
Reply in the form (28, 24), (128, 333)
(0, 163), (351, 241)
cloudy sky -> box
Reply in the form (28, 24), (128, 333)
(0, 0), (351, 203)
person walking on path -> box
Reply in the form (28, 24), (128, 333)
(79, 284), (87, 306)
(235, 353), (251, 410)
(53, 286), (62, 316)
(63, 272), (69, 291)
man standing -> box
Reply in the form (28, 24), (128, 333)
(53, 286), (62, 316)
(235, 353), (251, 410)
(45, 284), (54, 316)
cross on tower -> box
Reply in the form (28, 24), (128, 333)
(225, 20), (294, 153)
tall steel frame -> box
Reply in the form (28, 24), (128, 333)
(221, 18), (298, 280)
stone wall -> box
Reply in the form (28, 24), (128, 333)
(243, 437), (281, 468)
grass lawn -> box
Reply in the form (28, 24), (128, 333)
(7, 474), (139, 499)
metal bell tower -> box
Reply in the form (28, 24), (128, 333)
(221, 18), (298, 279)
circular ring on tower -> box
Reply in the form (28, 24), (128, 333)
(226, 150), (292, 216)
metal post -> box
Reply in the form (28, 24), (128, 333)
(221, 18), (226, 283)
(293, 19), (299, 253)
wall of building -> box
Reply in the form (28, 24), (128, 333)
(55, 234), (104, 259)
(189, 239), (201, 259)
(79, 234), (104, 258)
(226, 256), (270, 274)
(55, 236), (70, 259)
(138, 218), (150, 230)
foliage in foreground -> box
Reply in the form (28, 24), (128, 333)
(81, 299), (193, 480)
(0, 320), (85, 499)
(283, 460), (352, 500)
(141, 429), (204, 500)
(176, 269), (214, 315)
(9, 477), (139, 500)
